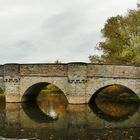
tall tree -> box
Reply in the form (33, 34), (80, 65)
(89, 7), (140, 64)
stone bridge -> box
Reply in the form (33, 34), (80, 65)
(0, 63), (140, 103)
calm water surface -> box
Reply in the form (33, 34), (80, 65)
(0, 93), (140, 140)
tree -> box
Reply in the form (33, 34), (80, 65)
(89, 7), (140, 64)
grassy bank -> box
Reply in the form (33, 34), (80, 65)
(40, 84), (62, 94)
(40, 89), (62, 94)
(96, 85), (140, 103)
(97, 92), (140, 102)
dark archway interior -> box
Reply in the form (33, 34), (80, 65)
(22, 82), (49, 102)
(22, 102), (58, 123)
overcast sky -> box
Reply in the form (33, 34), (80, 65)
(0, 0), (138, 64)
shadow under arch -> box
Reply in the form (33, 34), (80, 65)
(22, 102), (58, 123)
(89, 84), (140, 122)
(89, 100), (140, 122)
(22, 82), (48, 102)
(21, 82), (68, 123)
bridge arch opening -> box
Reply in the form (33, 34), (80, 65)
(22, 82), (68, 120)
(89, 84), (140, 121)
(22, 82), (68, 102)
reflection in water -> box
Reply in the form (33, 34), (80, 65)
(0, 102), (5, 133)
(90, 99), (139, 122)
(22, 102), (58, 123)
(37, 93), (68, 119)
(0, 88), (140, 139)
(22, 93), (68, 123)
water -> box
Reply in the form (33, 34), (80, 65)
(0, 94), (140, 140)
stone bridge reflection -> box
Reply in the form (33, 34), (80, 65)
(0, 101), (139, 138)
(0, 100), (139, 139)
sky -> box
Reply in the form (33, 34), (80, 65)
(0, 0), (138, 64)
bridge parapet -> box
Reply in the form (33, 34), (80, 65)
(87, 64), (140, 79)
(20, 64), (68, 77)
(4, 64), (20, 77)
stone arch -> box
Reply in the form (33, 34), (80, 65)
(21, 77), (68, 102)
(87, 78), (139, 103)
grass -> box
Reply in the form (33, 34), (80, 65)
(98, 91), (140, 103)
(40, 84), (62, 94)
(40, 89), (62, 94)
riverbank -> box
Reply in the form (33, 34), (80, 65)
(96, 93), (140, 103)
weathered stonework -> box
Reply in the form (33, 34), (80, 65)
(0, 65), (4, 91)
(0, 63), (140, 103)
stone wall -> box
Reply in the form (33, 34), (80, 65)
(0, 77), (4, 91)
(0, 65), (4, 91)
(4, 64), (20, 102)
(0, 65), (4, 76)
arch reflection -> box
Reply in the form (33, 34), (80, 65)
(37, 94), (68, 119)
(22, 102), (58, 123)
(90, 100), (139, 122)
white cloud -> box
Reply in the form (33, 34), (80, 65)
(0, 0), (138, 63)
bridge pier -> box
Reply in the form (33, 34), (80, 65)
(4, 64), (21, 102)
(67, 63), (88, 104)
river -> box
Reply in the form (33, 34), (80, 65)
(0, 92), (140, 140)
